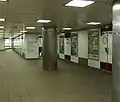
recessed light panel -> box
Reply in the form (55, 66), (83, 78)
(0, 0), (7, 1)
(26, 27), (35, 29)
(87, 22), (101, 25)
(20, 30), (27, 33)
(0, 18), (5, 21)
(37, 20), (51, 23)
(65, 0), (95, 7)
(63, 28), (72, 30)
(0, 26), (4, 29)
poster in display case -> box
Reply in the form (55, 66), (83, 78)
(88, 30), (99, 60)
(71, 32), (78, 56)
(59, 35), (64, 54)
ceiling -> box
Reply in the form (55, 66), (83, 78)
(0, 0), (113, 37)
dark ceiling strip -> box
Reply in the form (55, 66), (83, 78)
(113, 0), (120, 4)
(58, 23), (112, 34)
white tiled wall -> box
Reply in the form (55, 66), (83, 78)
(99, 32), (112, 64)
(58, 29), (113, 69)
(25, 34), (39, 59)
(88, 59), (100, 69)
(71, 56), (79, 63)
(78, 31), (88, 59)
(59, 53), (65, 59)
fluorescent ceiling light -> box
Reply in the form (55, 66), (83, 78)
(26, 27), (35, 29)
(37, 20), (51, 23)
(0, 0), (7, 1)
(65, 0), (95, 7)
(20, 30), (27, 33)
(87, 22), (101, 25)
(0, 26), (4, 29)
(63, 27), (72, 30)
(113, 4), (120, 10)
(0, 18), (5, 21)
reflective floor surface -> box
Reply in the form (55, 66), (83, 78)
(0, 50), (111, 102)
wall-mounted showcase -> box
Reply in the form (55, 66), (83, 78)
(38, 36), (43, 57)
(57, 32), (79, 63)
(59, 35), (64, 54)
(100, 31), (112, 72)
(57, 28), (112, 72)
(88, 30), (99, 60)
(71, 32), (78, 56)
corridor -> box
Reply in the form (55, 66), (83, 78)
(0, 50), (111, 102)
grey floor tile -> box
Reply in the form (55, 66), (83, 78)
(0, 50), (111, 102)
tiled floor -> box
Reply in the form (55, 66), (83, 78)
(0, 50), (111, 102)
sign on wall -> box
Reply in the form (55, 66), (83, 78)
(59, 36), (64, 54)
(71, 33), (78, 56)
(27, 41), (37, 53)
(88, 31), (99, 60)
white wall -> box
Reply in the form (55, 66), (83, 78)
(99, 32), (112, 64)
(88, 59), (100, 69)
(71, 56), (79, 63)
(58, 29), (113, 69)
(25, 34), (39, 59)
(99, 33), (108, 62)
(78, 31), (88, 59)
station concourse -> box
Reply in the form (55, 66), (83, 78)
(0, 0), (119, 102)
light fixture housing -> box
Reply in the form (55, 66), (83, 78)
(0, 0), (7, 1)
(0, 26), (4, 29)
(26, 27), (36, 29)
(37, 20), (51, 23)
(87, 22), (101, 25)
(63, 27), (72, 30)
(20, 30), (27, 33)
(0, 18), (5, 21)
(65, 0), (95, 7)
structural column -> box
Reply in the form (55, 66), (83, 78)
(11, 38), (14, 49)
(112, 1), (120, 102)
(43, 27), (57, 71)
